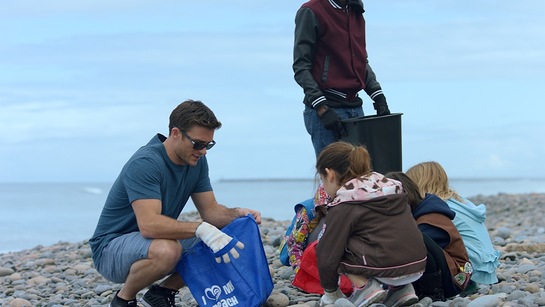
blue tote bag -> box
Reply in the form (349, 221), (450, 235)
(177, 215), (273, 307)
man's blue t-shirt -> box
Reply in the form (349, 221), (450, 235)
(89, 134), (212, 264)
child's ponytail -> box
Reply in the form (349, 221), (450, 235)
(316, 141), (373, 186)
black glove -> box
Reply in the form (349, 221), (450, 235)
(316, 104), (347, 138)
(373, 95), (391, 116)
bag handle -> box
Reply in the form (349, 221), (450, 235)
(212, 235), (241, 258)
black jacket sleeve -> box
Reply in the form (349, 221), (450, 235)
(363, 60), (385, 101)
(293, 7), (326, 108)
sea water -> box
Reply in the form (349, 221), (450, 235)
(1, 178), (544, 254)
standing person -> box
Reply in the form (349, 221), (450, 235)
(385, 172), (473, 301)
(89, 100), (262, 307)
(293, 0), (391, 157)
(406, 161), (500, 289)
(315, 142), (427, 307)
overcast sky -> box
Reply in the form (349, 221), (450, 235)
(1, 0), (544, 183)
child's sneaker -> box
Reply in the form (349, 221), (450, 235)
(382, 283), (419, 307)
(349, 278), (387, 307)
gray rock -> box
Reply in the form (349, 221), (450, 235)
(494, 227), (512, 239)
(3, 194), (545, 306)
(278, 266), (295, 279)
(467, 294), (502, 307)
(0, 267), (15, 277)
(265, 292), (290, 307)
(334, 298), (355, 306)
(7, 298), (32, 307)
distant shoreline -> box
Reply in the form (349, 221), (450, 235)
(1, 177), (545, 185)
(214, 177), (545, 184)
(216, 178), (316, 183)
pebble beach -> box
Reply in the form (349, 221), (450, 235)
(2, 193), (545, 307)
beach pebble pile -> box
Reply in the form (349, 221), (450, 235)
(2, 193), (545, 307)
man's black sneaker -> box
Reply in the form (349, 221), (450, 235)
(109, 291), (137, 307)
(141, 285), (179, 307)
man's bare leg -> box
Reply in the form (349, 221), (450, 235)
(117, 239), (182, 300)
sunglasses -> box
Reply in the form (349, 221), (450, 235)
(180, 130), (216, 150)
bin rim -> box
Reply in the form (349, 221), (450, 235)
(341, 112), (403, 123)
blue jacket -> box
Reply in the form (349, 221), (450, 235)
(446, 197), (500, 284)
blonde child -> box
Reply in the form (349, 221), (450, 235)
(406, 161), (500, 289)
(386, 171), (472, 300)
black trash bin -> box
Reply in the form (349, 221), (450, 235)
(341, 113), (403, 174)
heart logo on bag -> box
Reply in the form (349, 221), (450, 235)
(204, 285), (222, 301)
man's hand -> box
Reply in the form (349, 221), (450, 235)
(195, 222), (245, 263)
(373, 95), (391, 116)
(316, 104), (347, 138)
(235, 208), (262, 224)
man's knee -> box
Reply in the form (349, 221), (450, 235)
(148, 239), (182, 265)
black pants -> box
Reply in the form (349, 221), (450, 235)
(413, 233), (461, 300)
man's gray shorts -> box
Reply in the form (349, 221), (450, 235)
(96, 232), (199, 283)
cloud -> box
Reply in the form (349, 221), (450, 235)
(0, 101), (169, 144)
(0, 1), (180, 17)
(1, 0), (545, 182)
(487, 154), (506, 169)
(366, 1), (545, 81)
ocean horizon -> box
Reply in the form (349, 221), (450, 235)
(2, 178), (545, 254)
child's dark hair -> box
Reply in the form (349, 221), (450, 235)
(385, 171), (423, 211)
(316, 141), (373, 186)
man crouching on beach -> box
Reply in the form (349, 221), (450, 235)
(89, 99), (261, 307)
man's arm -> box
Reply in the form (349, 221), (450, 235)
(192, 191), (262, 227)
(293, 7), (325, 107)
(363, 61), (383, 99)
(132, 199), (200, 239)
(132, 193), (261, 241)
(364, 61), (390, 115)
